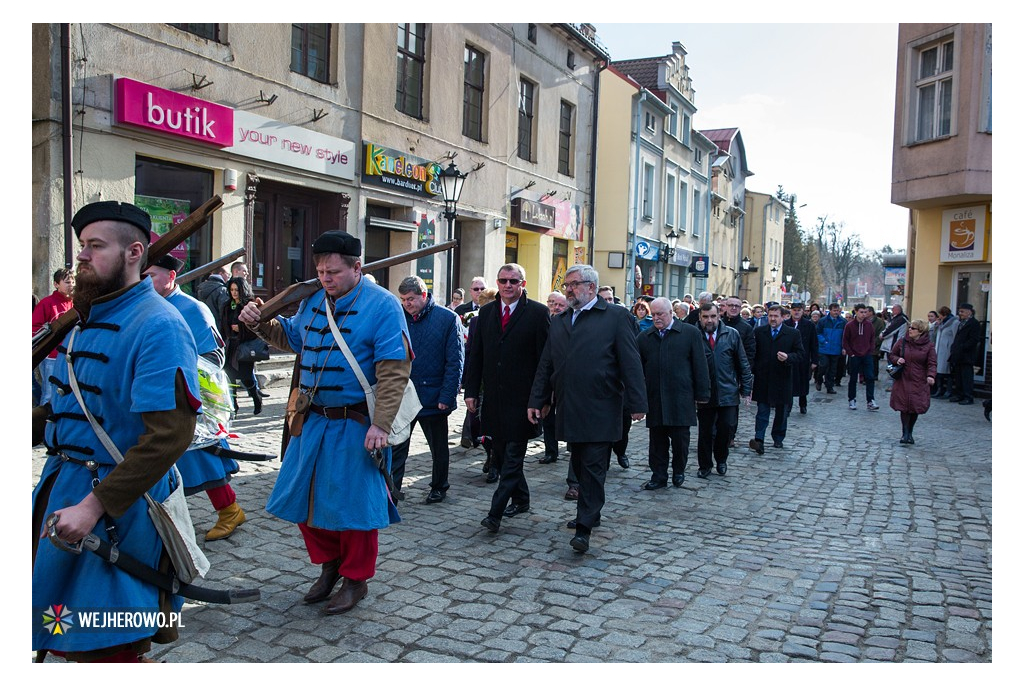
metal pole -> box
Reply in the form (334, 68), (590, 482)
(61, 24), (74, 269)
(445, 211), (455, 304)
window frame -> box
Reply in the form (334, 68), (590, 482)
(642, 163), (655, 221)
(396, 23), (427, 120)
(679, 180), (688, 233)
(558, 100), (575, 177)
(169, 23), (220, 42)
(463, 44), (486, 141)
(517, 76), (536, 162)
(906, 27), (959, 144)
(665, 172), (676, 227)
(290, 23), (331, 84)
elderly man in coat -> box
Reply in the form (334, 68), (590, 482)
(528, 264), (647, 554)
(636, 297), (710, 489)
(749, 304), (805, 454)
(782, 302), (818, 415)
(931, 305), (957, 398)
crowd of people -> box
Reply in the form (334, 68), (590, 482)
(31, 203), (990, 661)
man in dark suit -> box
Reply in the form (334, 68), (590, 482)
(749, 304), (804, 453)
(637, 297), (710, 489)
(948, 303), (982, 405)
(463, 264), (550, 534)
(528, 265), (647, 554)
(697, 302), (752, 477)
(454, 276), (487, 319)
(782, 301), (819, 415)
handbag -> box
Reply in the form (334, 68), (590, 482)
(325, 292), (421, 445)
(886, 338), (907, 380)
(65, 328), (209, 583)
(235, 337), (270, 363)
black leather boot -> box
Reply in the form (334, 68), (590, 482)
(247, 385), (263, 415)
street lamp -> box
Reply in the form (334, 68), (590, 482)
(786, 273), (793, 285)
(438, 161), (467, 302)
(770, 265), (779, 281)
(741, 255), (751, 271)
(660, 229), (680, 262)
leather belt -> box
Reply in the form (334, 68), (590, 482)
(309, 402), (370, 425)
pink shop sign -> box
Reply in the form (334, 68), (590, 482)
(115, 77), (233, 147)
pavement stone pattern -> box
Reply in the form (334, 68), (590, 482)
(32, 376), (992, 663)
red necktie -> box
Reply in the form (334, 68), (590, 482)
(501, 305), (511, 331)
(708, 333), (715, 349)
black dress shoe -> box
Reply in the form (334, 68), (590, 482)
(906, 434), (915, 444)
(567, 518), (601, 529)
(485, 468), (499, 483)
(815, 381), (822, 391)
(958, 398), (974, 405)
(538, 454), (558, 464)
(948, 395), (964, 403)
(749, 438), (764, 455)
(773, 440), (784, 449)
(716, 463), (727, 476)
(617, 455), (630, 469)
(826, 389), (838, 395)
(570, 534), (590, 553)
(672, 474), (685, 487)
(480, 516), (500, 533)
(503, 503), (530, 517)
(642, 480), (667, 490)
(799, 406), (807, 414)
(697, 468), (711, 479)
(258, 389), (270, 398)
(425, 490), (445, 504)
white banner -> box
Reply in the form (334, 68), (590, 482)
(224, 111), (355, 180)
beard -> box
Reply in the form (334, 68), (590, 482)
(73, 256), (128, 318)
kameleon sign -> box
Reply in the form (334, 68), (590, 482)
(225, 111), (355, 181)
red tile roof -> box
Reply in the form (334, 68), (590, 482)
(699, 128), (739, 154)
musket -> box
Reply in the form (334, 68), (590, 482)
(175, 247), (245, 286)
(32, 196), (224, 368)
(257, 238), (459, 321)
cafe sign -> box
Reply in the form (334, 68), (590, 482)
(940, 205), (988, 262)
(362, 142), (440, 198)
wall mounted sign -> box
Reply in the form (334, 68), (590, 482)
(511, 197), (556, 231)
(362, 142), (440, 198)
(634, 239), (660, 261)
(940, 205), (988, 262)
(115, 77), (233, 147)
(225, 111), (355, 180)
(689, 254), (709, 275)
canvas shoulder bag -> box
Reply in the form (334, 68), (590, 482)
(324, 293), (421, 445)
(65, 328), (209, 583)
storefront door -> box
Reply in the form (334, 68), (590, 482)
(252, 198), (313, 298)
(954, 269), (991, 381)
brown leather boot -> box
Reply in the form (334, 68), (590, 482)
(205, 502), (246, 541)
(302, 559), (341, 603)
(323, 578), (368, 615)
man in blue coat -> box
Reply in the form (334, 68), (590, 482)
(816, 303), (846, 394)
(390, 276), (464, 503)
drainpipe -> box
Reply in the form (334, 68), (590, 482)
(61, 23), (74, 268)
(761, 199), (769, 304)
(586, 60), (606, 267)
(627, 90), (647, 303)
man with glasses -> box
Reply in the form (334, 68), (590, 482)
(455, 276), (487, 319)
(529, 265), (647, 554)
(465, 265), (550, 535)
(458, 275), (489, 448)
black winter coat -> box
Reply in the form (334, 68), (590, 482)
(636, 321), (710, 427)
(751, 324), (805, 405)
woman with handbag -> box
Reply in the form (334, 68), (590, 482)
(887, 319), (937, 445)
(225, 277), (264, 415)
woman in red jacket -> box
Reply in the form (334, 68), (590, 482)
(887, 319), (937, 445)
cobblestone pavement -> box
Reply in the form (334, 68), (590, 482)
(32, 378), (993, 663)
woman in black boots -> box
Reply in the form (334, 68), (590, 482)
(887, 319), (936, 444)
(225, 276), (263, 415)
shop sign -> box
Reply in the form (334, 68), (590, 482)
(689, 254), (709, 275)
(511, 197), (556, 231)
(635, 239), (660, 261)
(362, 142), (440, 198)
(884, 266), (906, 286)
(940, 205), (988, 262)
(224, 111), (355, 180)
(115, 77), (233, 147)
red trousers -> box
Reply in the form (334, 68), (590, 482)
(206, 483), (236, 511)
(298, 524), (378, 582)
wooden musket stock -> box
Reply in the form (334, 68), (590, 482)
(175, 247), (245, 286)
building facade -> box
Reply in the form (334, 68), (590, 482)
(743, 190), (787, 305)
(890, 22), (992, 388)
(700, 127), (752, 298)
(32, 23), (606, 303)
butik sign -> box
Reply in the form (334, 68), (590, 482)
(225, 111), (355, 180)
(115, 78), (233, 147)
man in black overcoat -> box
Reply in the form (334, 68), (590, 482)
(948, 303), (982, 405)
(528, 265), (647, 554)
(782, 302), (819, 415)
(637, 297), (710, 489)
(749, 304), (804, 453)
(463, 264), (550, 534)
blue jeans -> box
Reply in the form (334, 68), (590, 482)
(846, 355), (875, 402)
(38, 358), (56, 407)
(755, 402), (791, 443)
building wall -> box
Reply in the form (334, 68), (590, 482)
(744, 191), (786, 304)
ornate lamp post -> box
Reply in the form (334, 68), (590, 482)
(438, 161), (467, 303)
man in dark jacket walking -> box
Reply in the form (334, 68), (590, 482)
(390, 277), (465, 504)
(816, 303), (846, 393)
(697, 303), (752, 477)
(749, 304), (804, 453)
(464, 265), (550, 533)
(196, 266), (231, 335)
(637, 297), (710, 489)
(528, 264), (647, 554)
(783, 302), (819, 415)
(948, 303), (982, 405)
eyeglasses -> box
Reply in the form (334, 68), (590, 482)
(497, 278), (521, 285)
(471, 287), (485, 291)
(561, 280), (591, 290)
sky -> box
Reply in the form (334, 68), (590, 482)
(595, 23), (905, 253)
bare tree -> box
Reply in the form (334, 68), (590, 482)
(814, 217), (863, 302)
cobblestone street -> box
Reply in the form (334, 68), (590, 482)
(32, 379), (993, 663)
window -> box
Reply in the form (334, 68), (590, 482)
(518, 77), (535, 161)
(694, 147), (703, 165)
(558, 100), (575, 176)
(665, 172), (676, 226)
(567, 50), (576, 69)
(679, 180), (688, 232)
(169, 24), (219, 41)
(463, 45), (485, 141)
(291, 24), (330, 83)
(912, 35), (955, 142)
(396, 23), (426, 119)
(668, 103), (679, 138)
(644, 111), (656, 133)
(692, 188), (701, 237)
(642, 163), (654, 220)
(682, 113), (691, 146)
(527, 24), (537, 44)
